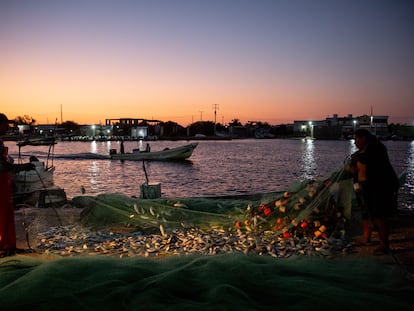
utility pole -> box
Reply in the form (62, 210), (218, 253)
(199, 111), (203, 121)
(370, 106), (374, 134)
(212, 104), (219, 135)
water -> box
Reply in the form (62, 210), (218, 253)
(7, 138), (414, 211)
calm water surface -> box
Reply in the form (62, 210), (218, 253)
(7, 139), (414, 211)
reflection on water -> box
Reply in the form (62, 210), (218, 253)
(90, 141), (98, 154)
(301, 138), (315, 180)
(88, 160), (100, 193)
(5, 139), (414, 211)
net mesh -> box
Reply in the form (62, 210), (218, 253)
(74, 168), (353, 237)
(5, 164), (413, 311)
(1, 254), (413, 311)
(17, 165), (355, 258)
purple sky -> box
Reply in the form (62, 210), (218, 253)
(1, 0), (413, 125)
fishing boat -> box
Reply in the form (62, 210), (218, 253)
(16, 137), (57, 147)
(14, 138), (56, 194)
(13, 158), (55, 196)
(13, 138), (66, 207)
(110, 142), (198, 161)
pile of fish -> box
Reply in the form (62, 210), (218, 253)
(31, 170), (354, 259)
(35, 224), (351, 258)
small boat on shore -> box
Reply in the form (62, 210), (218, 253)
(110, 143), (198, 161)
(13, 159), (55, 196)
(14, 138), (57, 195)
(13, 138), (67, 207)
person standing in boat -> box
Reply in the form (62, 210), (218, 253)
(0, 113), (34, 257)
(120, 140), (125, 154)
(350, 128), (400, 255)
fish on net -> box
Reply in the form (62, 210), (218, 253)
(19, 165), (354, 257)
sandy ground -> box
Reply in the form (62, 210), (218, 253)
(13, 206), (414, 279)
(345, 208), (414, 278)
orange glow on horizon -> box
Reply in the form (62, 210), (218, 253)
(1, 1), (413, 126)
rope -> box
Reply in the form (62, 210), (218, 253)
(21, 207), (35, 252)
(142, 160), (149, 184)
(33, 168), (63, 226)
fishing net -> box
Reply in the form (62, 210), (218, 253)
(74, 168), (353, 237)
(1, 254), (413, 311)
(6, 162), (414, 311)
(16, 164), (355, 258)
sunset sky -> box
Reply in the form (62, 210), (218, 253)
(1, 0), (413, 126)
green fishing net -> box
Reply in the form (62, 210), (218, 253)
(73, 166), (353, 238)
(5, 164), (413, 311)
(15, 165), (356, 259)
(1, 254), (413, 311)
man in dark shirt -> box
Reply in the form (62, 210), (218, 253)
(351, 128), (400, 254)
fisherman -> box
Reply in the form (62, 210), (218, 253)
(0, 113), (35, 257)
(350, 128), (400, 255)
(145, 143), (151, 152)
(120, 140), (125, 154)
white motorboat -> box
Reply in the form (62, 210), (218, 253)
(110, 143), (198, 161)
(13, 160), (55, 195)
(13, 138), (62, 206)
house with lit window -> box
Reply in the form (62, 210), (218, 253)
(293, 114), (389, 139)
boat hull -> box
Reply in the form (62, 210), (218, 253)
(110, 143), (198, 161)
(13, 164), (55, 195)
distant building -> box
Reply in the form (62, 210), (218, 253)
(105, 118), (161, 138)
(80, 125), (112, 137)
(228, 125), (249, 138)
(131, 126), (148, 139)
(293, 114), (390, 139)
(358, 115), (389, 137)
(105, 118), (161, 127)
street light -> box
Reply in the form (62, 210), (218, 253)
(308, 121), (313, 138)
(91, 125), (96, 138)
